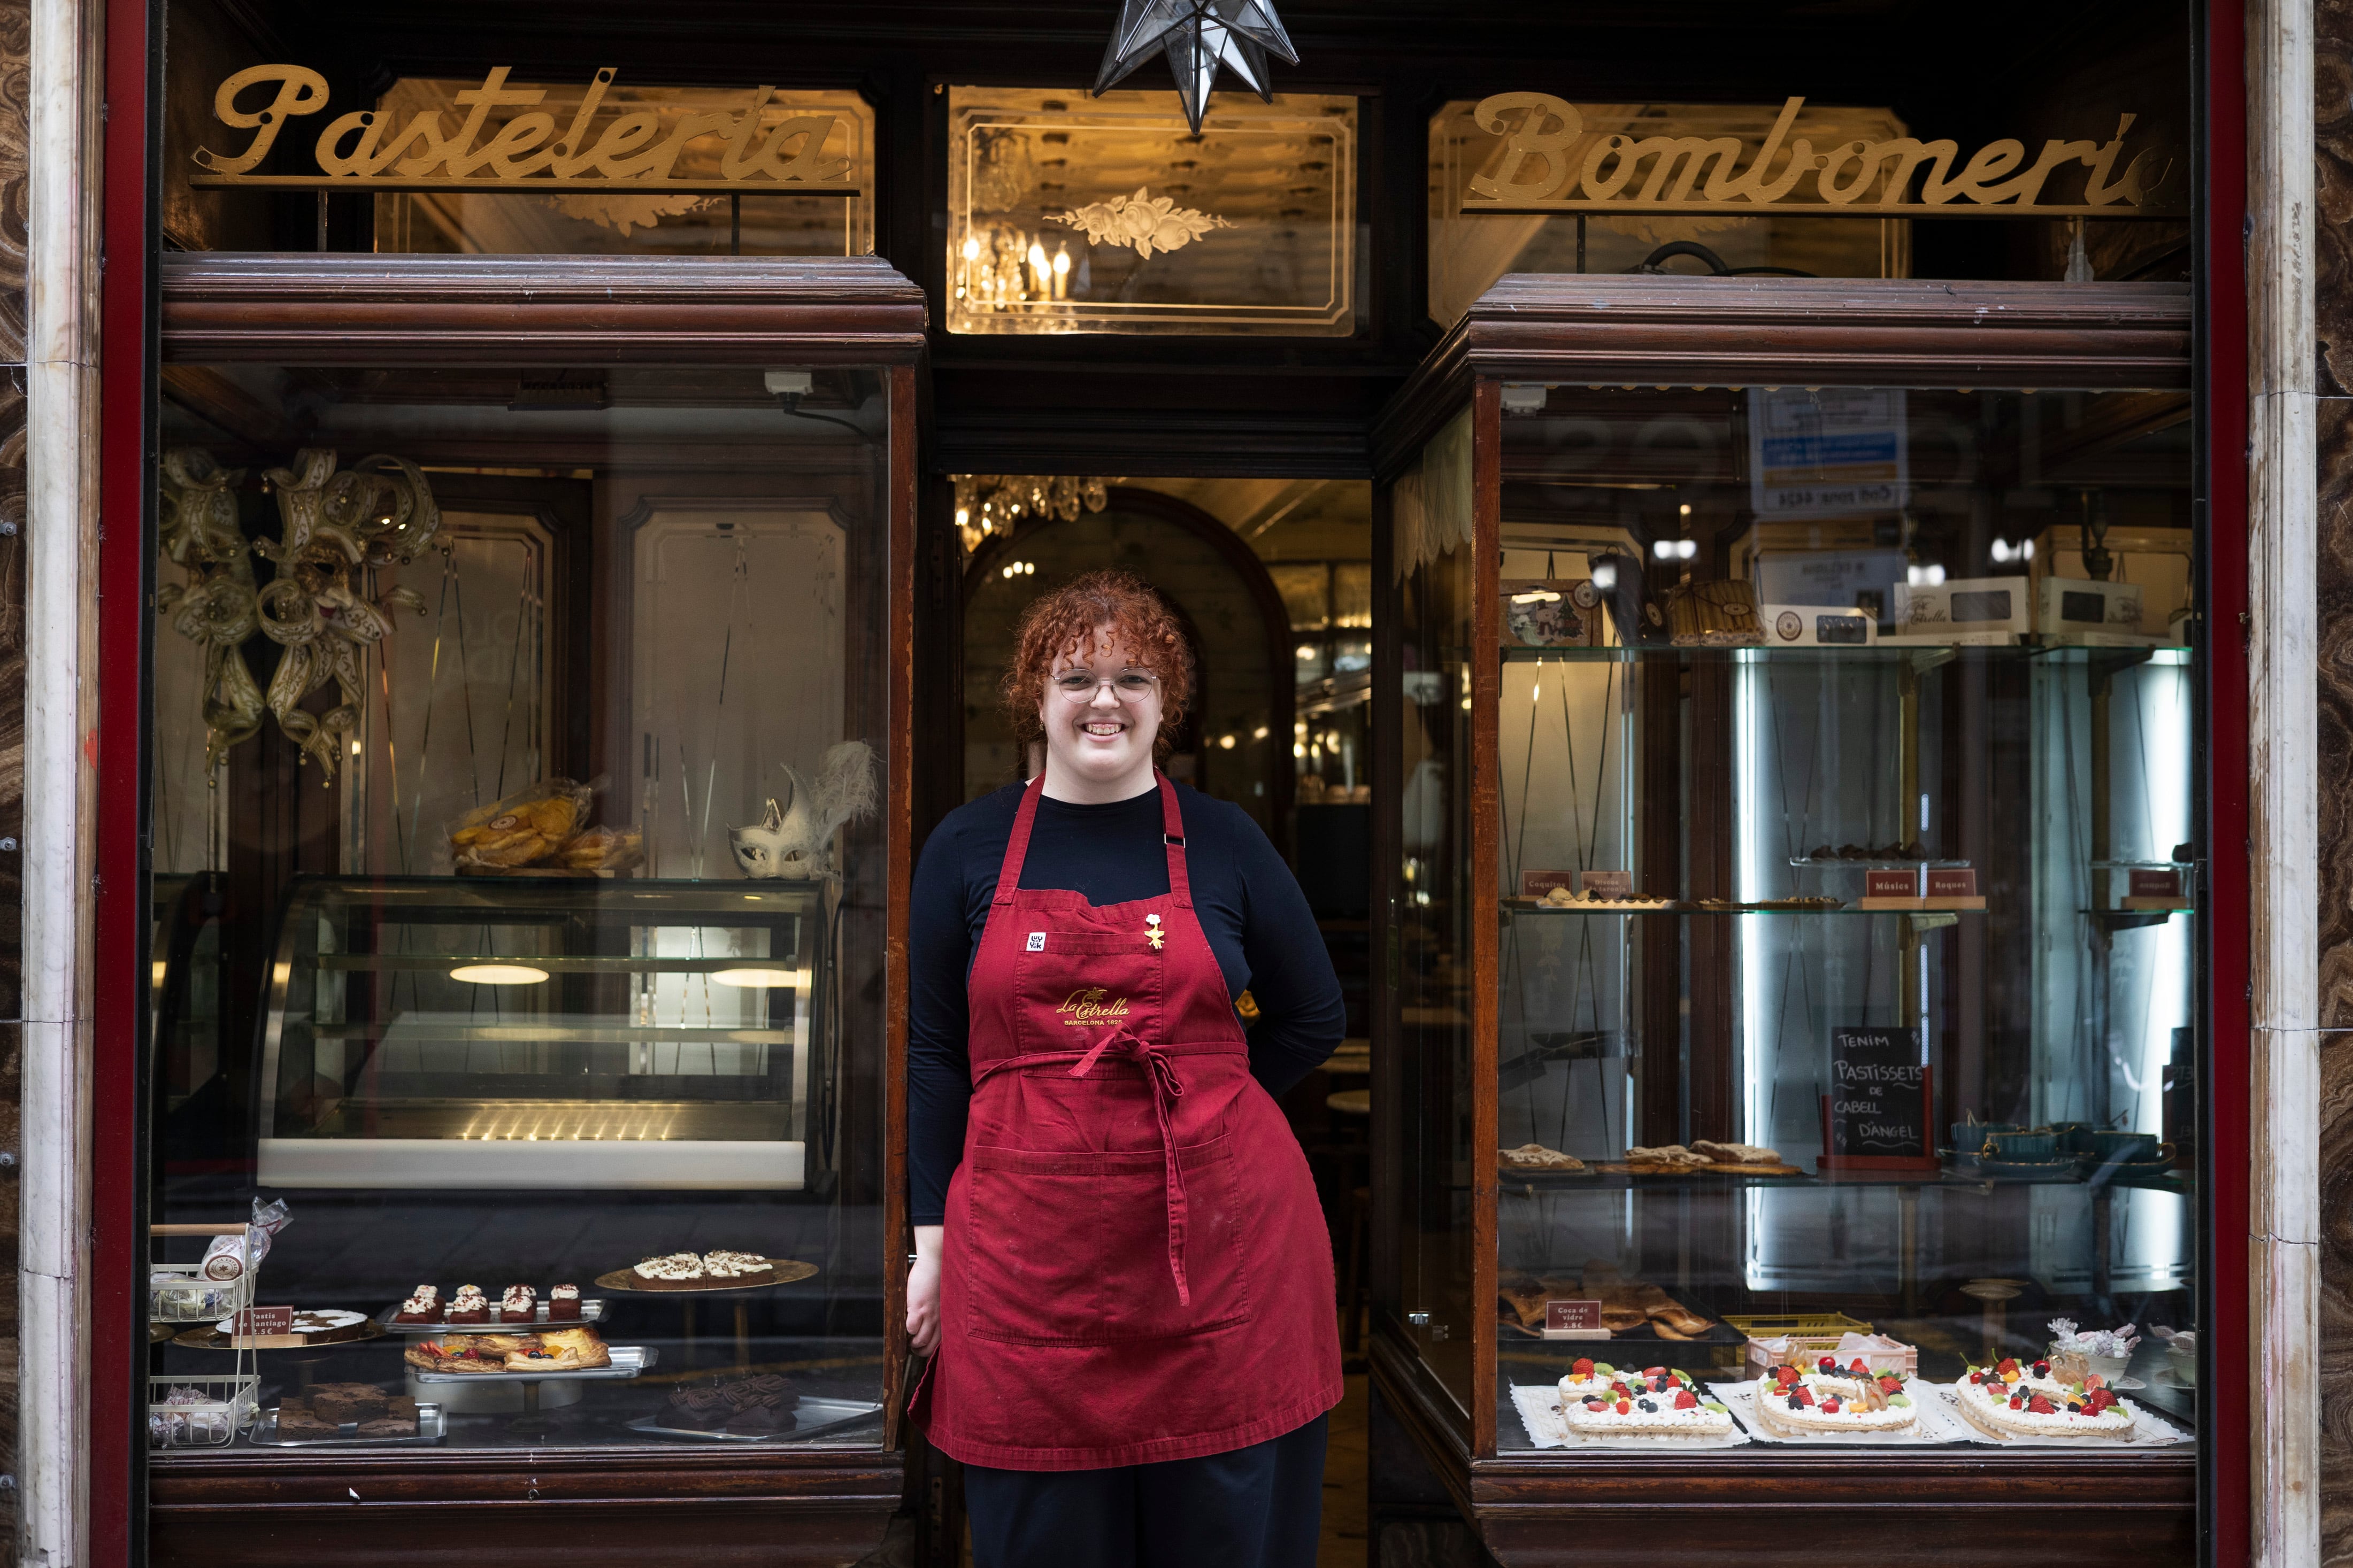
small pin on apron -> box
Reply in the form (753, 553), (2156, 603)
(1145, 913), (1165, 950)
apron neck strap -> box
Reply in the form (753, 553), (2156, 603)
(1156, 771), (1193, 909)
(992, 776), (1047, 906)
(989, 771), (1194, 907)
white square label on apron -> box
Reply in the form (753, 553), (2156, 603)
(1026, 932), (1047, 952)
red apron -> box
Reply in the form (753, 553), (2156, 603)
(914, 772), (1342, 1470)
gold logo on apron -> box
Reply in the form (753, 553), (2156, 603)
(1056, 987), (1132, 1026)
(1145, 913), (1165, 951)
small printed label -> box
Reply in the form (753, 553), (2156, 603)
(1576, 869), (1634, 897)
(1925, 867), (1978, 898)
(1521, 870), (1578, 898)
(1865, 869), (1920, 900)
(2129, 869), (2183, 900)
(237, 1306), (295, 1336)
(1545, 1300), (1604, 1332)
(1026, 932), (1047, 952)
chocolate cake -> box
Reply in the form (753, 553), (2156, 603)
(663, 1387), (732, 1431)
(547, 1283), (582, 1320)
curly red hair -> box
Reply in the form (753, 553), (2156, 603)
(1002, 569), (1193, 759)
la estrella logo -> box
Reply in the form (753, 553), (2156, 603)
(1056, 987), (1132, 1026)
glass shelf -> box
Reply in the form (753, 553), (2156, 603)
(1495, 642), (2193, 666)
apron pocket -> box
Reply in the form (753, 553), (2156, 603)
(962, 1134), (1254, 1346)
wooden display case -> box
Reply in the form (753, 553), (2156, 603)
(141, 253), (922, 1567)
(1366, 275), (2203, 1562)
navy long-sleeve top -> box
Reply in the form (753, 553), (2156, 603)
(907, 779), (1345, 1226)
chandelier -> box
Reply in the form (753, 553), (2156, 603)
(954, 474), (1112, 556)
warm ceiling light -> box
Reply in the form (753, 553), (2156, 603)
(712, 967), (800, 988)
(451, 964), (550, 985)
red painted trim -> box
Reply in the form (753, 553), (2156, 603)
(2202, 0), (2250, 1563)
(96, 0), (154, 1563)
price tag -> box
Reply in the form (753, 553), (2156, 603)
(1925, 867), (1977, 898)
(236, 1306), (294, 1336)
(1541, 1300), (1610, 1339)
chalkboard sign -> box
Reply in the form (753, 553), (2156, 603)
(1818, 1026), (1937, 1171)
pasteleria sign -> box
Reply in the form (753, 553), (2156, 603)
(188, 65), (860, 195)
(1462, 92), (2181, 219)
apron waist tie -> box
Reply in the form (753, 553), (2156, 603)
(971, 1028), (1203, 1307)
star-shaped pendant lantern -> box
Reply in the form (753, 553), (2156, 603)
(1092, 0), (1299, 135)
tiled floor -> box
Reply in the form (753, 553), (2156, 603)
(1319, 1373), (1369, 1566)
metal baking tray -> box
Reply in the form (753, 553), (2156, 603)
(409, 1345), (656, 1383)
(624, 1397), (884, 1443)
(374, 1300), (606, 1334)
(251, 1403), (448, 1447)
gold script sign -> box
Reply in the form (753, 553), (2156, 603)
(187, 66), (860, 195)
(1463, 93), (2180, 219)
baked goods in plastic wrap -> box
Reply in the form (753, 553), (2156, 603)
(449, 779), (593, 869)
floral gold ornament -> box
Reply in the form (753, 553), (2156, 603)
(1051, 187), (1233, 260)
(254, 451), (441, 778)
(1146, 913), (1165, 951)
(1093, 0), (1300, 136)
(157, 448), (441, 781)
(157, 450), (266, 775)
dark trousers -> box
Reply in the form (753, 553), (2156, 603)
(963, 1414), (1328, 1568)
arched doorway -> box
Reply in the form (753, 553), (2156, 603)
(963, 487), (1294, 844)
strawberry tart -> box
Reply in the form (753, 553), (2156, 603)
(1951, 1356), (2135, 1440)
(1556, 1361), (1734, 1440)
(1749, 1356), (1920, 1436)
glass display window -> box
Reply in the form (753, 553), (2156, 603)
(1373, 275), (2202, 1479)
(145, 257), (915, 1464)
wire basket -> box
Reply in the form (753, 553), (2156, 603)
(147, 1376), (258, 1449)
(149, 1223), (256, 1323)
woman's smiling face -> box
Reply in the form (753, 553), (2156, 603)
(1039, 623), (1163, 789)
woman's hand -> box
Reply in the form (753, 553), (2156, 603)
(906, 1225), (944, 1356)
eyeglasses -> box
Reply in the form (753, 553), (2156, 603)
(1052, 669), (1159, 702)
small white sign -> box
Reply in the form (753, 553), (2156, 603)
(1026, 933), (1047, 952)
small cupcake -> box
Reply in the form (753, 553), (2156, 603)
(447, 1285), (489, 1325)
(495, 1285), (537, 1323)
(546, 1283), (582, 1322)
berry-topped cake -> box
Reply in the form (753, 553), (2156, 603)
(1951, 1356), (2135, 1441)
(1557, 1363), (1733, 1440)
(1750, 1356), (1920, 1437)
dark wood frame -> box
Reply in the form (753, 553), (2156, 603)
(1367, 274), (2204, 1564)
(127, 253), (926, 1567)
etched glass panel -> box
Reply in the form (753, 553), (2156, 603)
(948, 87), (1357, 335)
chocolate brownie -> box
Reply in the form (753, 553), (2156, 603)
(275, 1407), (340, 1439)
(310, 1385), (387, 1425)
(664, 1387), (731, 1430)
(723, 1401), (797, 1434)
(356, 1414), (418, 1438)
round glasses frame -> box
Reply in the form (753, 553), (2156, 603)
(1051, 669), (1160, 703)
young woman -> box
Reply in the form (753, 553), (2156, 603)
(906, 570), (1346, 1567)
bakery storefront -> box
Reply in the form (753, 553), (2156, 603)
(97, 2), (2251, 1564)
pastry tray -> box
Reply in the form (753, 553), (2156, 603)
(375, 1300), (605, 1334)
(409, 1345), (657, 1383)
(250, 1403), (448, 1447)
(593, 1262), (819, 1295)
(624, 1397), (885, 1444)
